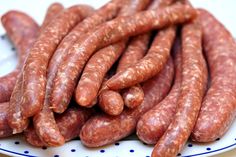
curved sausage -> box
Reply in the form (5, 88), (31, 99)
(80, 57), (174, 147)
(0, 11), (39, 103)
(3, 11), (39, 134)
(191, 9), (236, 142)
(75, 0), (151, 109)
(75, 41), (126, 108)
(52, 3), (196, 116)
(98, 90), (124, 116)
(137, 40), (182, 144)
(106, 26), (176, 90)
(25, 107), (94, 146)
(20, 5), (94, 119)
(40, 3), (64, 30)
(151, 20), (207, 157)
(32, 5), (94, 147)
(48, 0), (121, 113)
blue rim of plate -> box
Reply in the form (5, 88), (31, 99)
(0, 140), (236, 157)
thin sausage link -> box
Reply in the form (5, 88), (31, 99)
(191, 9), (236, 142)
(33, 5), (94, 146)
(3, 11), (39, 133)
(99, 90), (124, 116)
(152, 20), (207, 157)
(106, 26), (176, 90)
(137, 39), (182, 144)
(76, 41), (126, 108)
(52, 3), (196, 116)
(80, 58), (174, 147)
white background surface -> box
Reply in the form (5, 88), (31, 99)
(0, 0), (236, 157)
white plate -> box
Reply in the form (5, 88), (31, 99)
(1, 0), (236, 157)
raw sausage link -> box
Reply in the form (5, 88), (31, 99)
(25, 107), (94, 147)
(80, 57), (174, 147)
(191, 9), (236, 142)
(20, 5), (94, 118)
(122, 84), (145, 108)
(7, 5), (70, 134)
(40, 3), (64, 30)
(0, 11), (39, 103)
(151, 20), (207, 157)
(3, 11), (39, 133)
(33, 5), (94, 147)
(99, 90), (124, 116)
(137, 40), (182, 144)
(106, 26), (176, 90)
(49, 0), (121, 113)
(52, 3), (196, 115)
(0, 102), (13, 137)
(75, 0), (151, 109)
(118, 33), (150, 108)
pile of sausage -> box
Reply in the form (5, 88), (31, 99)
(0, 0), (236, 156)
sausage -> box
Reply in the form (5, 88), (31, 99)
(98, 90), (124, 116)
(151, 20), (207, 157)
(40, 3), (64, 30)
(19, 5), (94, 119)
(48, 0), (122, 113)
(32, 6), (94, 146)
(80, 57), (174, 147)
(25, 107), (94, 147)
(75, 0), (151, 109)
(136, 40), (182, 144)
(3, 11), (39, 133)
(0, 102), (13, 137)
(75, 41), (126, 108)
(122, 84), (145, 108)
(0, 11), (39, 103)
(191, 9), (236, 142)
(106, 26), (176, 90)
(52, 3), (196, 115)
(97, 77), (124, 115)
